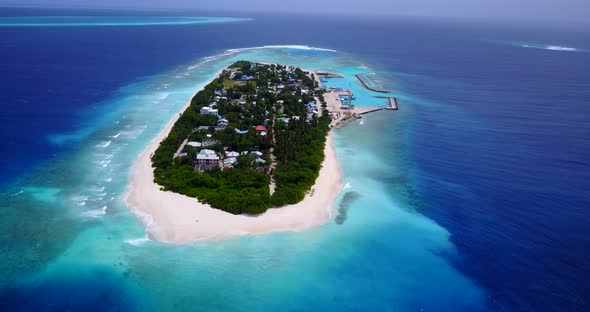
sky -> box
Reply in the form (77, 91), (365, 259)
(1, 0), (589, 21)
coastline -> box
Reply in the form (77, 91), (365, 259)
(124, 70), (343, 243)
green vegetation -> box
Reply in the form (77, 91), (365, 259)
(271, 113), (330, 206)
(151, 61), (330, 215)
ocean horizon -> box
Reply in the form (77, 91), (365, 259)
(0, 8), (589, 311)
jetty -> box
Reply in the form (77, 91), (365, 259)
(355, 97), (399, 115)
(354, 74), (391, 94)
(317, 72), (344, 78)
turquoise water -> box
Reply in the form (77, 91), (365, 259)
(0, 47), (485, 310)
(0, 16), (252, 27)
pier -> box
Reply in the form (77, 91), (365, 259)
(387, 97), (399, 110)
(354, 74), (392, 94)
(355, 97), (399, 115)
(317, 72), (344, 78)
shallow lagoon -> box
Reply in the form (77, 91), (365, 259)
(0, 46), (486, 311)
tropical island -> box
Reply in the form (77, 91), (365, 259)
(125, 60), (396, 242)
(151, 61), (331, 214)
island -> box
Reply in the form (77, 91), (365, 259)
(151, 61), (333, 213)
(126, 61), (396, 242)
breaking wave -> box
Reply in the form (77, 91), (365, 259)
(522, 44), (578, 52)
(0, 16), (252, 27)
(226, 45), (337, 53)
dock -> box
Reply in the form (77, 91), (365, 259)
(317, 72), (344, 78)
(387, 97), (399, 110)
(355, 97), (399, 115)
(354, 74), (391, 94)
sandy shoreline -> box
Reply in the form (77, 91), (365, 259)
(124, 70), (343, 244)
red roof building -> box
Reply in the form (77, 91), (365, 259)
(255, 125), (267, 132)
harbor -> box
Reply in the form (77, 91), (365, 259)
(309, 69), (399, 128)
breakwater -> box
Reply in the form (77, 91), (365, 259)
(355, 74), (391, 94)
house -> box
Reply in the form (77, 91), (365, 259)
(187, 141), (202, 148)
(250, 151), (263, 158)
(278, 117), (290, 124)
(225, 151), (240, 158)
(200, 107), (211, 115)
(223, 157), (238, 167)
(200, 107), (218, 116)
(255, 125), (267, 132)
(195, 149), (219, 171)
(235, 128), (249, 134)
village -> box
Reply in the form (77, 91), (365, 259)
(169, 61), (399, 175)
(169, 61), (327, 174)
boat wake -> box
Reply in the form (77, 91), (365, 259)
(7, 190), (24, 198)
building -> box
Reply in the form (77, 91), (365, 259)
(200, 107), (211, 115)
(223, 157), (238, 167)
(196, 149), (219, 171)
(200, 106), (218, 116)
(250, 151), (263, 159)
(187, 141), (202, 148)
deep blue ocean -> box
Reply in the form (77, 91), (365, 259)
(1, 7), (589, 312)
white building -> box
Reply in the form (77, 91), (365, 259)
(187, 141), (202, 148)
(200, 107), (211, 115)
(196, 149), (219, 171)
(200, 106), (218, 116)
(223, 157), (238, 167)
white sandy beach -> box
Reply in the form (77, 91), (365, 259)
(125, 74), (343, 243)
